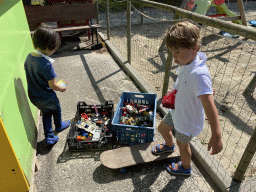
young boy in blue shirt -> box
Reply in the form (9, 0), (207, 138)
(152, 21), (223, 175)
(24, 26), (70, 145)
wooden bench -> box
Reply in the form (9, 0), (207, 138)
(24, 2), (102, 45)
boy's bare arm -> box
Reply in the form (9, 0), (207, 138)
(199, 94), (223, 155)
(48, 79), (66, 92)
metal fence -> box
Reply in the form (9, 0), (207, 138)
(97, 0), (256, 190)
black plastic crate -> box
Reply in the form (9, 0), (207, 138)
(67, 101), (114, 151)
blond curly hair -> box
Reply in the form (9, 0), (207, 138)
(166, 21), (200, 50)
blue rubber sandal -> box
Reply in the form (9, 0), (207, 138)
(152, 143), (175, 155)
(45, 135), (59, 145)
(167, 161), (191, 176)
(220, 30), (239, 38)
(249, 20), (256, 26)
(56, 120), (71, 132)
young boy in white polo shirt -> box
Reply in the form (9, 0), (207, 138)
(152, 21), (223, 175)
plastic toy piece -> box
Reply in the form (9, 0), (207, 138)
(214, 0), (225, 6)
(56, 79), (68, 87)
(81, 113), (89, 121)
(93, 105), (100, 117)
(77, 136), (82, 141)
(126, 105), (138, 115)
(102, 112), (108, 115)
(92, 128), (102, 141)
(81, 136), (86, 141)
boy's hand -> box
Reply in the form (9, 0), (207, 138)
(199, 94), (223, 155)
(208, 133), (223, 155)
(59, 86), (66, 92)
(48, 79), (67, 92)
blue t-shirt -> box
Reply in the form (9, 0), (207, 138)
(24, 54), (57, 101)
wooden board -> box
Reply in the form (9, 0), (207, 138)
(100, 141), (179, 169)
(0, 118), (29, 191)
(24, 3), (97, 24)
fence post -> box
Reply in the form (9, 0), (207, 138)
(162, 50), (173, 98)
(140, 5), (144, 25)
(161, 11), (178, 97)
(237, 0), (247, 26)
(233, 125), (256, 182)
(106, 0), (110, 40)
(96, 0), (99, 24)
(127, 0), (131, 64)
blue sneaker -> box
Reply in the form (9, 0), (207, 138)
(56, 120), (71, 132)
(45, 135), (59, 145)
(167, 161), (191, 176)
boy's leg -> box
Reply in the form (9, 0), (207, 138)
(153, 110), (175, 153)
(157, 121), (175, 150)
(176, 140), (191, 169)
(53, 104), (62, 129)
(31, 100), (55, 138)
(42, 111), (54, 138)
(52, 99), (70, 132)
(167, 130), (192, 175)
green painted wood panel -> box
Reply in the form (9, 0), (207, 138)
(0, 0), (38, 184)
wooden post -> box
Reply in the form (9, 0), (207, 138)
(162, 50), (173, 98)
(96, 0), (99, 24)
(127, 0), (132, 64)
(243, 73), (256, 96)
(237, 0), (247, 26)
(106, 0), (110, 40)
(233, 125), (256, 182)
(161, 12), (178, 98)
(141, 5), (144, 25)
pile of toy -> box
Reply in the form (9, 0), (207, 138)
(75, 110), (111, 142)
(119, 102), (154, 127)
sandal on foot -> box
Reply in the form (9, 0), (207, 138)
(56, 120), (71, 132)
(169, 156), (181, 164)
(45, 135), (59, 145)
(167, 161), (191, 176)
(152, 143), (175, 155)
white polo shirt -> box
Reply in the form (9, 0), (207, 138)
(171, 52), (213, 137)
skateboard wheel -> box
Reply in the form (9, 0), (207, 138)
(120, 168), (127, 174)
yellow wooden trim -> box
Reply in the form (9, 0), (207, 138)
(0, 117), (30, 192)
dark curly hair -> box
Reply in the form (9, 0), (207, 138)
(32, 26), (61, 51)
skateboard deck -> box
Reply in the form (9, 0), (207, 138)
(100, 141), (179, 169)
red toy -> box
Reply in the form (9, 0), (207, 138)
(81, 113), (89, 121)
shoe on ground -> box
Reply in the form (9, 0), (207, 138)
(45, 135), (59, 145)
(56, 120), (71, 132)
(152, 143), (175, 155)
(167, 161), (191, 176)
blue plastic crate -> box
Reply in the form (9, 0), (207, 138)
(111, 92), (157, 145)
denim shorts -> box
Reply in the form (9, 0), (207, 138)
(162, 110), (192, 143)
